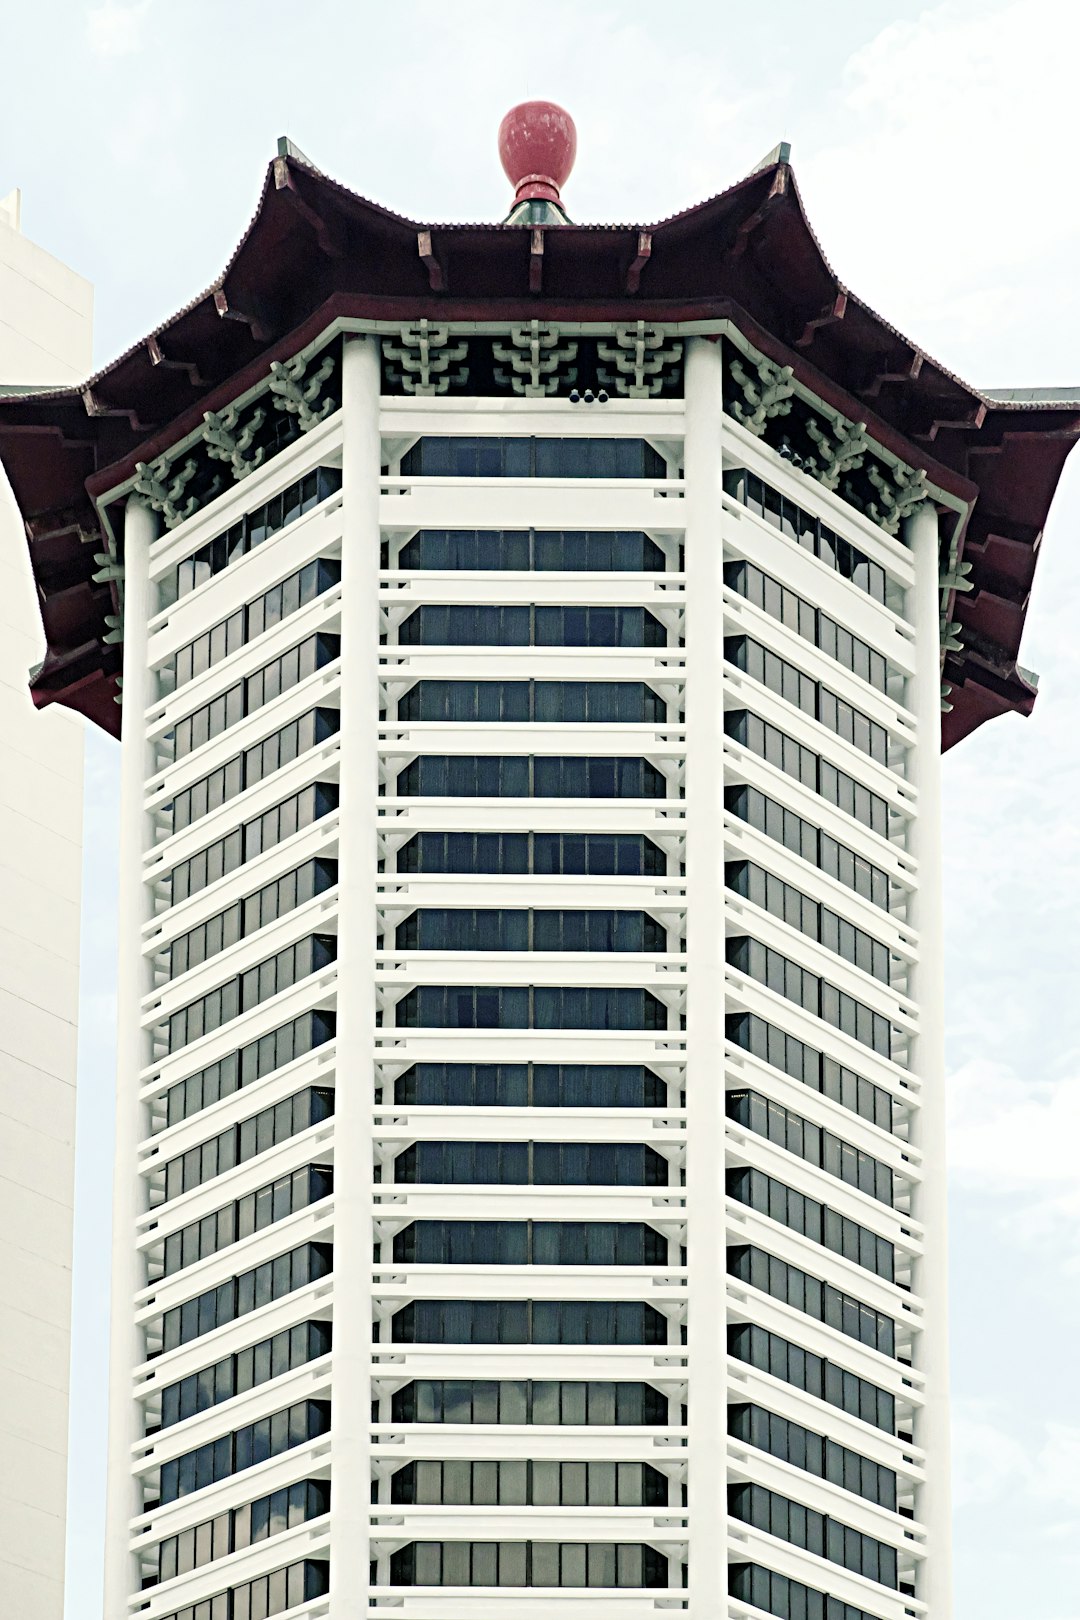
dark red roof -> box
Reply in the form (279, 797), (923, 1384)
(1, 147), (1076, 744)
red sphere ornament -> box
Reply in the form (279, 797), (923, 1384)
(498, 100), (577, 205)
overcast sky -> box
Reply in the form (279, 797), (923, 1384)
(3, 3), (1079, 1617)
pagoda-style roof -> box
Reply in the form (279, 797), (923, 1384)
(1, 141), (1076, 745)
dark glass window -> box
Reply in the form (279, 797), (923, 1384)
(171, 710), (339, 835)
(727, 936), (893, 1058)
(394, 1142), (668, 1187)
(390, 1380), (671, 1426)
(729, 1482), (898, 1588)
(163, 1009), (335, 1129)
(395, 756), (668, 799)
(726, 784), (890, 911)
(162, 1165), (333, 1277)
(726, 636), (888, 765)
(160, 1320), (332, 1430)
(387, 1540), (668, 1587)
(394, 986), (669, 1031)
(169, 860), (337, 979)
(390, 1459), (669, 1507)
(726, 1012), (893, 1133)
(726, 712), (889, 838)
(162, 1088), (334, 1202)
(727, 860), (890, 983)
(396, 831), (667, 877)
(151, 1479), (329, 1586)
(730, 1561), (883, 1620)
(727, 1246), (896, 1358)
(397, 604), (667, 647)
(173, 634), (339, 763)
(390, 1300), (670, 1345)
(392, 529), (667, 572)
(725, 558), (890, 693)
(158, 1401), (330, 1503)
(154, 1559), (329, 1620)
(167, 936), (337, 1055)
(727, 1167), (894, 1279)
(393, 1220), (672, 1267)
(728, 1322), (895, 1434)
(396, 909), (667, 953)
(169, 466), (341, 604)
(400, 438), (666, 480)
(729, 1404), (897, 1510)
(162, 559), (340, 694)
(161, 1244), (332, 1354)
(398, 680), (666, 724)
(167, 782), (338, 908)
(726, 1089), (894, 1205)
(394, 1064), (668, 1108)
(724, 467), (888, 606)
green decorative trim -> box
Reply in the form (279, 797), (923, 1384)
(268, 351), (336, 430)
(202, 402), (268, 480)
(383, 320), (468, 395)
(596, 322), (682, 398)
(492, 321), (576, 397)
(132, 453), (212, 530)
(727, 354), (794, 436)
(804, 414), (869, 490)
(862, 461), (930, 536)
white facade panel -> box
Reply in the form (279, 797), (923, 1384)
(0, 193), (90, 1620)
(98, 323), (947, 1620)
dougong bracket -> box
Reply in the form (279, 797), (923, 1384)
(268, 351), (337, 430)
(202, 402), (268, 480)
(728, 354), (795, 436)
(492, 321), (577, 397)
(383, 321), (468, 396)
(132, 454), (204, 529)
(861, 461), (931, 536)
(597, 322), (682, 398)
(805, 414), (869, 490)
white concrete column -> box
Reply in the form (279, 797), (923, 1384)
(102, 495), (156, 1619)
(905, 501), (952, 1620)
(327, 334), (381, 1613)
(683, 334), (729, 1613)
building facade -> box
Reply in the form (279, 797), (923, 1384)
(1, 110), (1075, 1620)
(0, 187), (92, 1617)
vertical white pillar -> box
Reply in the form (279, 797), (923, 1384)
(905, 502), (952, 1619)
(328, 334), (381, 1612)
(102, 495), (156, 1618)
(683, 334), (729, 1610)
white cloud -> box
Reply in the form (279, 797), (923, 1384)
(86, 0), (151, 58)
(947, 1058), (1080, 1188)
(800, 0), (1080, 375)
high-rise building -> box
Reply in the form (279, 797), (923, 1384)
(1, 107), (1075, 1620)
(0, 186), (92, 1618)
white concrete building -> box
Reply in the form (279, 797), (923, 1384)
(0, 187), (91, 1618)
(2, 109), (1075, 1620)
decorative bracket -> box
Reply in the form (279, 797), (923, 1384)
(492, 321), (577, 397)
(728, 354), (795, 435)
(202, 401), (268, 480)
(804, 414), (869, 490)
(597, 322), (682, 398)
(861, 462), (931, 535)
(132, 454), (204, 529)
(268, 351), (336, 430)
(382, 320), (468, 395)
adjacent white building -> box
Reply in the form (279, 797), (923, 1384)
(0, 186), (91, 1619)
(2, 108), (1075, 1620)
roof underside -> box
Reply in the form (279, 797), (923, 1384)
(1, 150), (1076, 745)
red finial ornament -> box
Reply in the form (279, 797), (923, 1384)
(498, 100), (577, 205)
